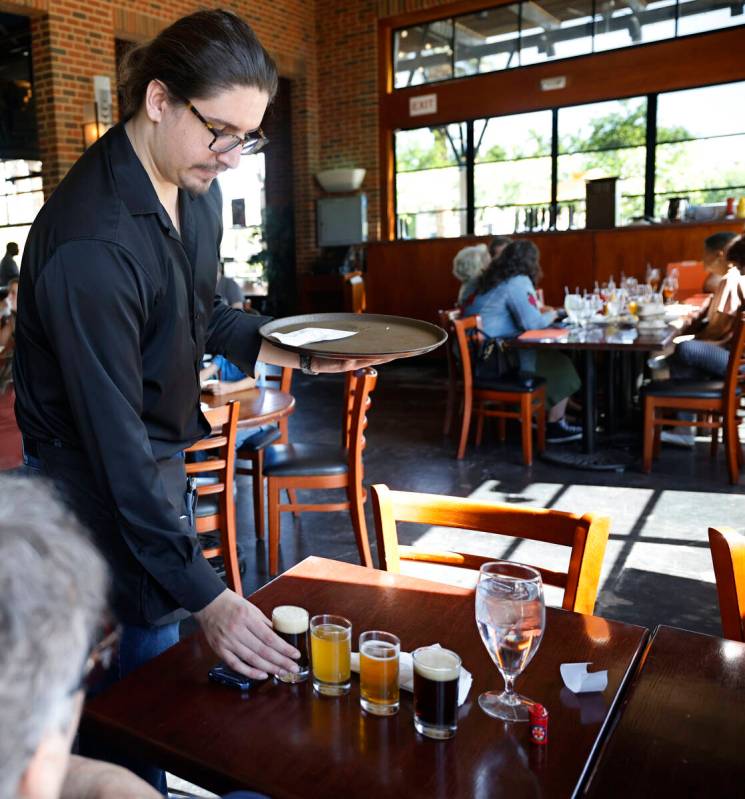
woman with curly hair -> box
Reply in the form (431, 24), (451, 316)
(463, 239), (582, 444)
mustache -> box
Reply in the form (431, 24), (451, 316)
(192, 164), (226, 174)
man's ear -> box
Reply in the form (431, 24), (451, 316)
(18, 732), (72, 799)
(144, 79), (172, 124)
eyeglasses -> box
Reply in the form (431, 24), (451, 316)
(185, 100), (268, 156)
(71, 624), (121, 695)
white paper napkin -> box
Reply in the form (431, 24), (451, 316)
(560, 662), (608, 694)
(271, 328), (357, 347)
(351, 643), (472, 707)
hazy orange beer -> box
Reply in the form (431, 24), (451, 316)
(310, 614), (352, 696)
(359, 631), (400, 716)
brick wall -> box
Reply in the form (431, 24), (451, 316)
(14, 0), (455, 282)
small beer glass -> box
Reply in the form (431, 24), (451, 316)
(359, 630), (400, 716)
(310, 614), (352, 696)
(272, 605), (309, 684)
(412, 647), (461, 740)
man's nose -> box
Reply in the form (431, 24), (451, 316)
(217, 147), (242, 170)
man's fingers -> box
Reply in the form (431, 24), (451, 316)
(253, 615), (301, 659)
(230, 635), (299, 676)
(221, 650), (269, 680)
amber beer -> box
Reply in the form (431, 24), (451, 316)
(310, 614), (352, 696)
(359, 631), (400, 716)
(272, 606), (309, 684)
(412, 647), (461, 739)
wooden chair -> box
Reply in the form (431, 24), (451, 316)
(235, 366), (294, 538)
(452, 316), (546, 464)
(184, 401), (242, 595)
(708, 526), (745, 642)
(371, 485), (610, 615)
(642, 311), (745, 484)
(264, 368), (377, 575)
(438, 307), (461, 436)
(344, 271), (366, 313)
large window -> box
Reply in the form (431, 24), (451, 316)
(655, 83), (745, 217)
(557, 98), (647, 228)
(393, 81), (745, 239)
(474, 110), (552, 234)
(395, 124), (467, 239)
(218, 155), (267, 292)
(393, 1), (744, 88)
(0, 159), (43, 259)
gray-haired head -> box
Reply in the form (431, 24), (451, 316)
(0, 477), (108, 798)
(452, 244), (490, 284)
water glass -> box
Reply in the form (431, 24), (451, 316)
(475, 561), (545, 722)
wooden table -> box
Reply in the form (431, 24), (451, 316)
(508, 297), (709, 466)
(583, 624), (745, 797)
(201, 386), (295, 429)
(82, 557), (648, 798)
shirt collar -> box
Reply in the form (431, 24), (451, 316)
(108, 122), (168, 217)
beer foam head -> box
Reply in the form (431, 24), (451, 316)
(413, 647), (461, 682)
(272, 605), (309, 634)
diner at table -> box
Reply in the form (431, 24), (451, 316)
(3, 2), (745, 798)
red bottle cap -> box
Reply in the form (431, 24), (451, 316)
(529, 703), (548, 745)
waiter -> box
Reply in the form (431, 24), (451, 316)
(14, 8), (381, 785)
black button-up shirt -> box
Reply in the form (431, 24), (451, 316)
(14, 122), (269, 622)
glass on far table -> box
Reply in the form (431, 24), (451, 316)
(359, 630), (400, 716)
(475, 561), (545, 722)
(564, 293), (584, 326)
(412, 646), (461, 740)
(310, 614), (352, 696)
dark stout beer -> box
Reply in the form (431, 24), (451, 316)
(412, 647), (461, 739)
(272, 605), (310, 683)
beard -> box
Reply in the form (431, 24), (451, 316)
(181, 163), (225, 194)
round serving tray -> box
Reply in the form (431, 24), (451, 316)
(259, 313), (447, 360)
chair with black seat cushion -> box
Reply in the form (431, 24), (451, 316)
(452, 316), (546, 464)
(264, 368), (377, 576)
(642, 311), (745, 484)
(184, 400), (242, 595)
(235, 366), (295, 539)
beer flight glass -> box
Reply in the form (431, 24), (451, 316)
(412, 647), (461, 739)
(475, 561), (545, 722)
(359, 630), (400, 716)
(272, 605), (310, 684)
(310, 614), (352, 696)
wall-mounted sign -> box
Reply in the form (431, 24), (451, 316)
(93, 75), (113, 124)
(540, 76), (567, 92)
(409, 93), (437, 117)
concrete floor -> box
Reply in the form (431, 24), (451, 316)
(233, 361), (745, 639)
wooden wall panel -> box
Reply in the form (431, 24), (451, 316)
(366, 221), (744, 323)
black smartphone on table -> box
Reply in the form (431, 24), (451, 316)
(208, 663), (256, 691)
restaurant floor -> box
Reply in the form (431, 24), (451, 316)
(232, 361), (745, 640)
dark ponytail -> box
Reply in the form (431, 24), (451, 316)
(118, 9), (278, 120)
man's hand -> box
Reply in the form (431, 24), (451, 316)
(202, 380), (231, 396)
(62, 756), (160, 799)
(194, 588), (300, 679)
(310, 355), (396, 374)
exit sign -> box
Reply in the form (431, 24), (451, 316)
(409, 93), (437, 117)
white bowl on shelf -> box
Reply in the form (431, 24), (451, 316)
(316, 168), (366, 193)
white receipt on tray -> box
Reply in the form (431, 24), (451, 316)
(271, 328), (358, 347)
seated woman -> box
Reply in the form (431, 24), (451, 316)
(452, 243), (490, 306)
(463, 240), (582, 444)
(659, 235), (745, 448)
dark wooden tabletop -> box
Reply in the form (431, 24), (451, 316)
(201, 387), (295, 429)
(82, 557), (648, 799)
(583, 624), (745, 798)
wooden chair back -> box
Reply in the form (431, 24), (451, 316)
(343, 368), (377, 479)
(709, 526), (745, 642)
(184, 400), (242, 595)
(371, 485), (610, 615)
(452, 315), (484, 392)
(723, 311), (745, 416)
(344, 272), (366, 313)
(264, 365), (294, 442)
(438, 307), (461, 375)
